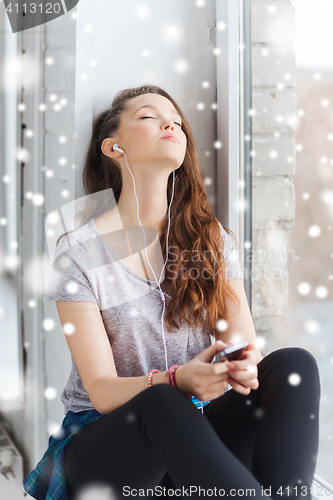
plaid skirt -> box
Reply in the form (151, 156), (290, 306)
(22, 408), (105, 500)
(22, 397), (210, 500)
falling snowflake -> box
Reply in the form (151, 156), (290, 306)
(135, 4), (152, 20)
(255, 336), (266, 349)
(47, 211), (60, 225)
(303, 319), (321, 335)
(216, 319), (228, 331)
(43, 318), (55, 331)
(161, 25), (183, 46)
(17, 147), (31, 162)
(308, 225), (321, 238)
(63, 322), (75, 335)
(83, 24), (93, 34)
(315, 286), (328, 299)
(217, 21), (226, 31)
(67, 282), (79, 294)
(254, 408), (265, 419)
(267, 5), (277, 14)
(298, 282), (310, 295)
(61, 189), (70, 198)
(45, 387), (57, 400)
(288, 373), (301, 386)
(25, 129), (34, 138)
(32, 194), (45, 206)
(174, 59), (189, 74)
(76, 484), (117, 500)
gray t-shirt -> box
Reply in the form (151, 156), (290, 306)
(45, 218), (243, 415)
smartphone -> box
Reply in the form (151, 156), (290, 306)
(212, 341), (249, 364)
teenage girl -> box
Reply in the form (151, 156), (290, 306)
(24, 85), (320, 500)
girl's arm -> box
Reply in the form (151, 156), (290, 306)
(217, 279), (263, 364)
(56, 301), (232, 414)
(56, 300), (155, 414)
(213, 278), (263, 395)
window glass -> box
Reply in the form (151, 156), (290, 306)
(288, 0), (332, 483)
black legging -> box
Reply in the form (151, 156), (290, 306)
(64, 347), (320, 500)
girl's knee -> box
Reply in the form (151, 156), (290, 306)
(259, 347), (320, 381)
(267, 347), (318, 368)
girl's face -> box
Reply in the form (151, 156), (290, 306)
(114, 93), (187, 173)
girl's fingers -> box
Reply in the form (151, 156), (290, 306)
(228, 368), (258, 385)
(229, 373), (259, 390)
(205, 372), (230, 387)
(202, 360), (232, 375)
(227, 378), (251, 395)
(229, 363), (257, 376)
(229, 353), (256, 370)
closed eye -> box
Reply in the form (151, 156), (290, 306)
(140, 116), (182, 127)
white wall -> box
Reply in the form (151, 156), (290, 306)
(75, 0), (218, 209)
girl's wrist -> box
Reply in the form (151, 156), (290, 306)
(174, 364), (185, 391)
(149, 370), (169, 386)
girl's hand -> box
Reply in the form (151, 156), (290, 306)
(227, 343), (259, 395)
(175, 340), (233, 401)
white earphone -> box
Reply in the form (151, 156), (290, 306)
(112, 143), (124, 153)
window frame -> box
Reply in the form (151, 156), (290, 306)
(216, 0), (252, 307)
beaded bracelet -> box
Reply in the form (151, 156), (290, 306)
(168, 364), (192, 399)
(168, 364), (180, 388)
(147, 369), (160, 387)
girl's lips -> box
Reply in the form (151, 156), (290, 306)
(161, 136), (179, 143)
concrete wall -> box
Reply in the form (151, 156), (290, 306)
(251, 0), (296, 354)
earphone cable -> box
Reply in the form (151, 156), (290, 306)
(123, 152), (176, 371)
